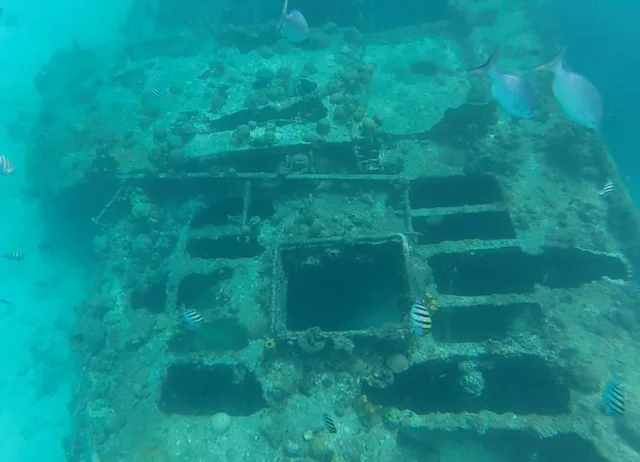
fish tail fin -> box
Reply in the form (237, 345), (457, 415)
(533, 46), (567, 72)
(468, 45), (500, 74)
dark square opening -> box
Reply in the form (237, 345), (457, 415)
(412, 209), (515, 244)
(281, 238), (410, 332)
(186, 236), (265, 259)
(159, 364), (266, 416)
(409, 175), (503, 209)
(130, 276), (168, 314)
(364, 355), (569, 416)
(430, 246), (629, 296)
(432, 302), (544, 343)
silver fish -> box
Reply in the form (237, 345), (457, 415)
(534, 47), (603, 130)
(469, 46), (535, 119)
(280, 0), (309, 44)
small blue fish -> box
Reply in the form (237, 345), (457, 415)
(602, 373), (625, 416)
(469, 46), (535, 119)
(151, 88), (163, 98)
(534, 47), (602, 130)
(410, 299), (432, 336)
(179, 304), (203, 328)
(280, 0), (309, 44)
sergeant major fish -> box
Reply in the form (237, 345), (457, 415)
(0, 155), (15, 175)
(179, 304), (203, 328)
(410, 298), (432, 336)
(322, 411), (337, 434)
(3, 251), (23, 261)
(602, 372), (625, 417)
(598, 179), (615, 197)
(534, 46), (603, 130)
(468, 46), (535, 119)
(279, 0), (309, 44)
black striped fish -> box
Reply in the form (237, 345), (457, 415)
(602, 374), (625, 416)
(322, 411), (336, 433)
(179, 304), (203, 328)
(3, 251), (23, 261)
(598, 179), (615, 197)
(410, 299), (432, 336)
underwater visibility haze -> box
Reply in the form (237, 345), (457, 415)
(2, 0), (640, 461)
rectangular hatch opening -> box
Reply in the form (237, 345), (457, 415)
(280, 237), (411, 332)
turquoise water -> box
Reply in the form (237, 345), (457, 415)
(0, 3), (129, 461)
(545, 0), (640, 200)
(2, 1), (638, 461)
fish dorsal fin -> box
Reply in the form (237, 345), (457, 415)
(468, 45), (500, 75)
(533, 46), (567, 73)
(281, 0), (289, 17)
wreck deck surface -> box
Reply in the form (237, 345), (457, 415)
(58, 137), (640, 461)
(34, 4), (640, 462)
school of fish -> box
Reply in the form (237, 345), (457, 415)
(275, 0), (604, 135)
(470, 46), (602, 129)
(0, 10), (602, 190)
(279, 1), (602, 130)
